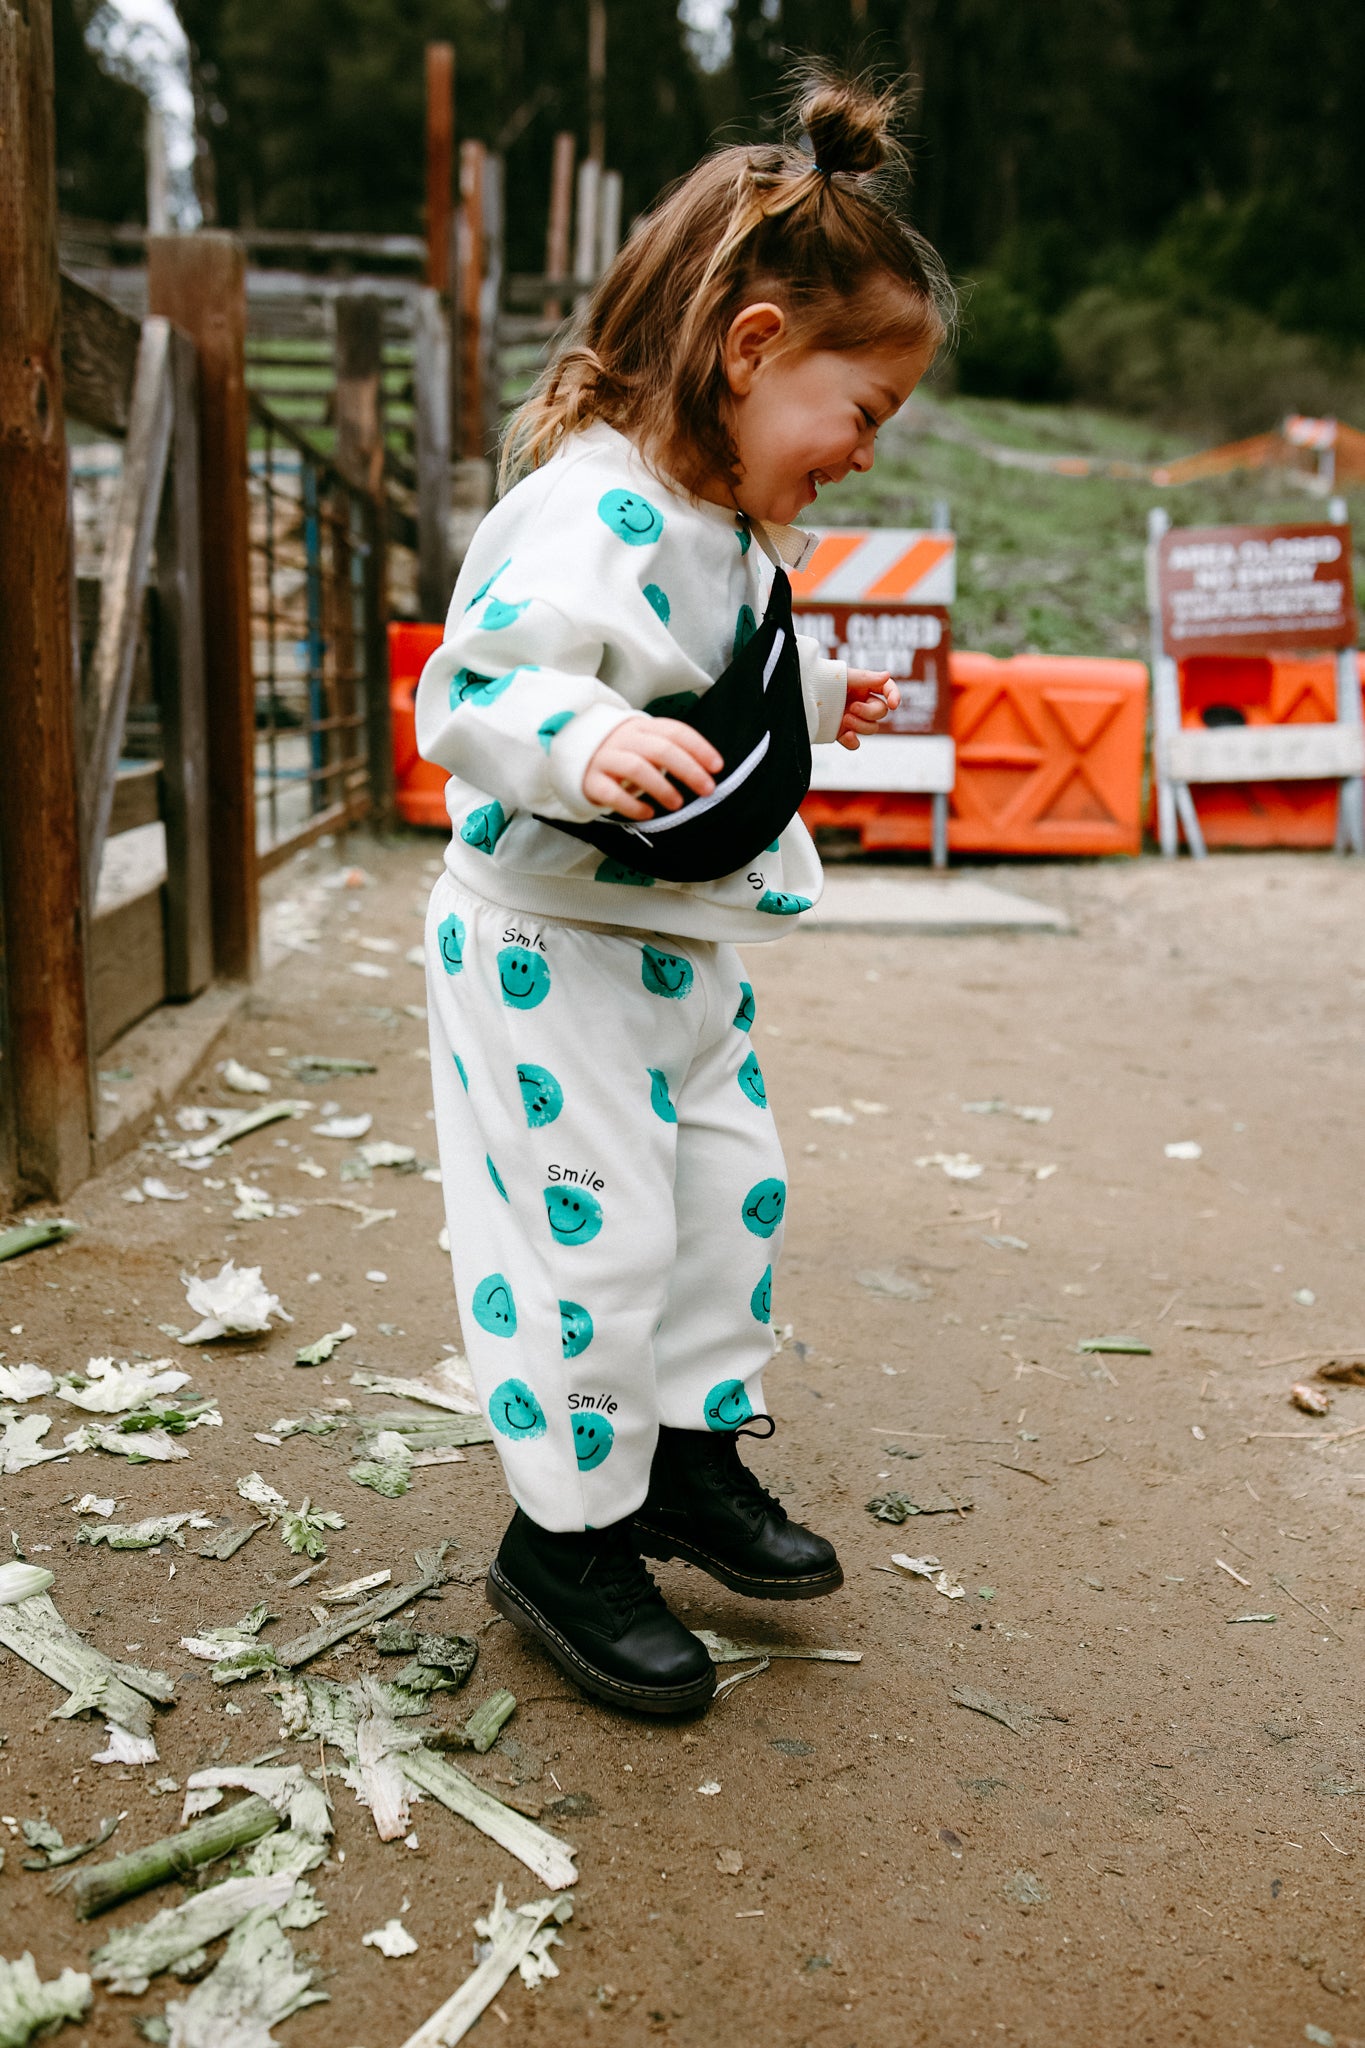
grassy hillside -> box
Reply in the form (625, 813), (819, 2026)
(828, 396), (1365, 659)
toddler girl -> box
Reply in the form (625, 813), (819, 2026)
(418, 70), (953, 1716)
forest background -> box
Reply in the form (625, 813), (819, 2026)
(53, 0), (1365, 436)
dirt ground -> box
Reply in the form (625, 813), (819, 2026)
(4, 835), (1365, 2048)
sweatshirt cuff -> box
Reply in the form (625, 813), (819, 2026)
(802, 650), (848, 747)
(544, 702), (639, 821)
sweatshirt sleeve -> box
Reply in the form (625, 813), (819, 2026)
(796, 634), (847, 747)
(415, 588), (638, 823)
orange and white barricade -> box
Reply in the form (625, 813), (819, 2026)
(792, 526), (958, 867)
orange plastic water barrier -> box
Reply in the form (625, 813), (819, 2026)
(801, 650), (1149, 857)
(388, 621), (450, 829)
(1155, 651), (1365, 849)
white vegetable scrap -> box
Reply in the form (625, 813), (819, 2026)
(0, 1415), (68, 1475)
(350, 1369), (480, 1416)
(72, 1495), (116, 1518)
(232, 1182), (276, 1222)
(0, 1563), (55, 1607)
(396, 1890), (571, 2048)
(312, 1114), (373, 1141)
(962, 1099), (1053, 1124)
(0, 1953), (92, 2043)
(180, 1767), (331, 1842)
(808, 1105), (855, 1126)
(1164, 1140), (1203, 1160)
(891, 1553), (966, 1599)
(915, 1152), (985, 1181)
(141, 1177), (190, 1201)
(363, 1919), (418, 1958)
(173, 1100), (308, 1162)
(220, 1059), (271, 1095)
(91, 1867), (309, 1997)
(357, 1141), (418, 1169)
(159, 1903), (326, 2047)
(78, 1514), (212, 1551)
(54, 1357), (192, 1413)
(236, 1473), (288, 1517)
(0, 1363), (54, 1402)
(294, 1324), (356, 1368)
(92, 1725), (159, 1766)
(180, 1262), (291, 1344)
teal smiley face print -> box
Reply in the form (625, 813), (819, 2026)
(736, 1050), (767, 1109)
(460, 800), (507, 855)
(704, 1378), (754, 1432)
(573, 1412), (615, 1470)
(647, 1068), (677, 1123)
(437, 913), (466, 975)
(537, 710), (575, 753)
(559, 1300), (594, 1358)
(640, 944), (693, 1000)
(489, 1378), (546, 1440)
(480, 596), (529, 631)
(594, 856), (654, 888)
(471, 1273), (517, 1338)
(598, 488), (664, 546)
(544, 1183), (603, 1247)
(741, 1176), (786, 1238)
(643, 582), (671, 624)
(486, 1154), (508, 1201)
(756, 890), (812, 916)
(518, 1062), (563, 1127)
(733, 982), (755, 1031)
(750, 1265), (772, 1322)
(497, 947), (551, 1010)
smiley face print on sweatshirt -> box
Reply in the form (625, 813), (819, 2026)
(573, 1412), (615, 1470)
(544, 1184), (603, 1248)
(559, 1300), (594, 1359)
(640, 944), (693, 1000)
(471, 1273), (517, 1338)
(436, 913), (466, 975)
(489, 1378), (546, 1440)
(497, 947), (551, 1010)
(598, 489), (664, 547)
(518, 1062), (563, 1128)
(460, 800), (507, 855)
(736, 1051), (767, 1109)
(704, 1378), (754, 1432)
(741, 1177), (786, 1238)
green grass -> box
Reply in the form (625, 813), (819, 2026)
(825, 395), (1365, 659)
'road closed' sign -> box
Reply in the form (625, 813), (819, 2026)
(1155, 522), (1358, 654)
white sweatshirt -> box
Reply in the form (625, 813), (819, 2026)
(415, 423), (848, 942)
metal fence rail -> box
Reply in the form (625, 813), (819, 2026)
(248, 391), (388, 868)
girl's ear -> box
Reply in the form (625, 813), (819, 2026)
(721, 302), (787, 396)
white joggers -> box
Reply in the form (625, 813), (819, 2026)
(425, 873), (786, 1532)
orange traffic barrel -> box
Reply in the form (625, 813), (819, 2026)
(388, 622), (449, 829)
(802, 650), (1148, 857)
(1155, 651), (1365, 849)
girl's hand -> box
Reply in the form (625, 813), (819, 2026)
(837, 668), (900, 749)
(583, 716), (724, 820)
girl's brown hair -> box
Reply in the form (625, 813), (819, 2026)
(500, 65), (955, 495)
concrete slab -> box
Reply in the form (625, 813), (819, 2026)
(805, 870), (1072, 933)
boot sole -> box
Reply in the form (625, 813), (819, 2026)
(485, 1560), (717, 1717)
(634, 1520), (845, 1601)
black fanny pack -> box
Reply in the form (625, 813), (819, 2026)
(541, 568), (811, 885)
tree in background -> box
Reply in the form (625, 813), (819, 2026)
(53, 0), (148, 222)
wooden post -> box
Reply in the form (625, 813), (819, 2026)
(543, 130), (575, 323)
(334, 295), (394, 828)
(0, 0), (93, 1198)
(424, 42), (454, 295)
(145, 99), (169, 233)
(573, 157), (600, 290)
(458, 140), (486, 462)
(156, 327), (213, 999)
(413, 286), (451, 619)
(147, 233), (257, 981)
(586, 0), (606, 168)
(597, 168), (622, 273)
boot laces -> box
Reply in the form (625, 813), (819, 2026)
(581, 1528), (666, 1626)
(703, 1424), (787, 1526)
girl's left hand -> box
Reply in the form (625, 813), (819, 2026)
(837, 669), (899, 750)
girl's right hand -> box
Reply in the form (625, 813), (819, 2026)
(583, 717), (723, 820)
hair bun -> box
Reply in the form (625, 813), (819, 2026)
(798, 72), (896, 178)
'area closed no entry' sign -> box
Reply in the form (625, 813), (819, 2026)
(1155, 521), (1358, 655)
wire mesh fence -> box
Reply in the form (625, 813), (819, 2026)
(248, 394), (385, 867)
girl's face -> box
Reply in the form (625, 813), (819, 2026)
(718, 305), (934, 527)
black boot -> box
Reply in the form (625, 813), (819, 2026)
(634, 1423), (844, 1600)
(486, 1509), (716, 1716)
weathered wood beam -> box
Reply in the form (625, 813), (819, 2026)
(59, 270), (140, 435)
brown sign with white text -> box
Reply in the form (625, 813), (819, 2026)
(793, 604), (954, 735)
(1156, 522), (1357, 655)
